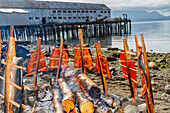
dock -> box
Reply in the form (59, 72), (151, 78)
(0, 19), (131, 43)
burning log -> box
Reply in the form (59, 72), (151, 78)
(78, 73), (101, 99)
(52, 89), (64, 113)
(76, 89), (94, 113)
(58, 78), (75, 113)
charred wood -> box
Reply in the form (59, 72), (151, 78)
(78, 73), (101, 99)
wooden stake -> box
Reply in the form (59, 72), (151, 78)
(98, 41), (102, 54)
(123, 38), (134, 99)
(12, 37), (16, 57)
(33, 37), (41, 86)
(124, 39), (136, 102)
(4, 36), (13, 113)
(56, 38), (63, 79)
(140, 34), (155, 113)
(31, 101), (37, 113)
(79, 29), (85, 73)
(10, 26), (14, 37)
(1, 60), (26, 70)
(0, 30), (1, 72)
(135, 35), (151, 113)
(95, 43), (107, 93)
(0, 94), (28, 110)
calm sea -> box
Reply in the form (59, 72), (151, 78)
(65, 20), (170, 53)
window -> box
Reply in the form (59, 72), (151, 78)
(58, 17), (62, 19)
(108, 11), (110, 13)
(53, 10), (56, 13)
(101, 11), (103, 13)
(68, 11), (71, 13)
(53, 17), (57, 19)
(73, 17), (76, 19)
(90, 11), (92, 13)
(78, 17), (81, 19)
(29, 17), (33, 20)
(58, 10), (61, 13)
(77, 11), (80, 13)
(63, 10), (66, 13)
(48, 17), (51, 19)
(35, 17), (40, 19)
(104, 11), (107, 13)
(93, 11), (96, 13)
(64, 17), (67, 19)
(82, 17), (85, 19)
(68, 17), (72, 19)
(73, 11), (76, 13)
(81, 11), (85, 13)
(86, 11), (88, 13)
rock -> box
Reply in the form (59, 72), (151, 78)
(148, 62), (158, 69)
(138, 103), (147, 113)
(107, 47), (119, 51)
(124, 105), (138, 113)
(34, 107), (48, 113)
(156, 58), (166, 63)
(164, 85), (170, 94)
(27, 96), (36, 106)
(112, 52), (120, 58)
(106, 56), (117, 61)
(161, 93), (168, 97)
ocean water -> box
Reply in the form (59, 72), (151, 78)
(69, 20), (170, 53)
(111, 20), (170, 53)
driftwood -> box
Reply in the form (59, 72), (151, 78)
(78, 73), (101, 99)
(52, 89), (63, 113)
(76, 89), (94, 113)
(58, 78), (75, 112)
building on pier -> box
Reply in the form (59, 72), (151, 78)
(0, 0), (111, 25)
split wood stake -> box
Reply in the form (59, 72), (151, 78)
(4, 36), (13, 113)
(0, 94), (28, 110)
(33, 37), (41, 86)
(10, 26), (14, 38)
(0, 76), (22, 90)
(56, 38), (63, 79)
(124, 39), (136, 102)
(1, 60), (26, 71)
(98, 41), (102, 54)
(0, 30), (1, 72)
(123, 38), (134, 100)
(95, 43), (107, 93)
(79, 29), (85, 73)
(140, 34), (155, 113)
(31, 101), (37, 113)
(135, 35), (151, 113)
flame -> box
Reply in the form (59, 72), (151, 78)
(74, 77), (86, 92)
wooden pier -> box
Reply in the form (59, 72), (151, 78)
(0, 19), (131, 43)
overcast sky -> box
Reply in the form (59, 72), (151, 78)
(38, 0), (170, 16)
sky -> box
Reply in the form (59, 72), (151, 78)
(37, 0), (170, 16)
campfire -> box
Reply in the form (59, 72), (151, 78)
(0, 26), (155, 113)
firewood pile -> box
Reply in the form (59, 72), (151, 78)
(50, 73), (123, 113)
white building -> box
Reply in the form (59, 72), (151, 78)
(0, 0), (111, 25)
